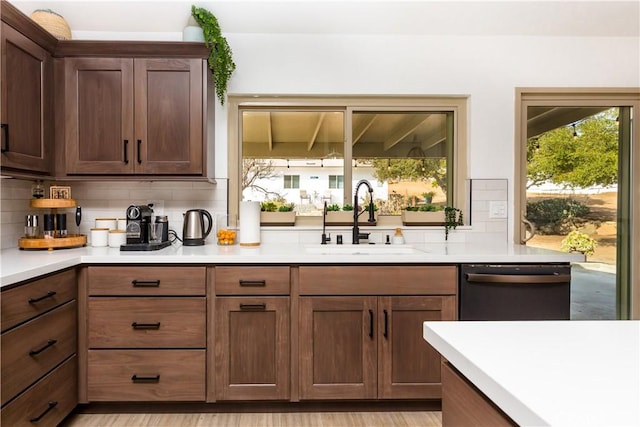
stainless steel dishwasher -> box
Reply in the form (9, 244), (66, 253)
(459, 264), (571, 320)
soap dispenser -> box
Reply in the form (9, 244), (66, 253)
(392, 228), (405, 245)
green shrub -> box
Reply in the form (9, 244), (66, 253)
(261, 201), (294, 212)
(326, 204), (341, 212)
(526, 198), (590, 234)
(561, 231), (597, 256)
(405, 204), (442, 212)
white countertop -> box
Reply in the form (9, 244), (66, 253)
(1, 242), (583, 287)
(423, 320), (640, 427)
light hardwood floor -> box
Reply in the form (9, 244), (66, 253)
(62, 411), (443, 427)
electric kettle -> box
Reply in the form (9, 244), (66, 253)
(182, 209), (213, 246)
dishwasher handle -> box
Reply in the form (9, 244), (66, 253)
(465, 273), (570, 284)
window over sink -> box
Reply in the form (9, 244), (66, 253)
(228, 96), (468, 225)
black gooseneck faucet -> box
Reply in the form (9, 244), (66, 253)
(352, 179), (376, 244)
(321, 201), (331, 244)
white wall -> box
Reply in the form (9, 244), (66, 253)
(2, 24), (638, 248)
(215, 33), (640, 239)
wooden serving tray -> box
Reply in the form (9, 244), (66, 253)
(19, 234), (87, 250)
(30, 198), (77, 209)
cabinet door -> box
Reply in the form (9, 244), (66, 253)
(0, 23), (52, 174)
(134, 58), (203, 175)
(378, 296), (456, 399)
(299, 296), (377, 400)
(215, 297), (290, 400)
(64, 57), (134, 174)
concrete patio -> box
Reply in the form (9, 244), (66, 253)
(570, 263), (617, 320)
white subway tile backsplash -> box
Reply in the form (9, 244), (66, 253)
(2, 177), (510, 249)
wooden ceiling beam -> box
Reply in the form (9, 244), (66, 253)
(307, 112), (326, 151)
(382, 115), (429, 151)
(352, 114), (377, 145)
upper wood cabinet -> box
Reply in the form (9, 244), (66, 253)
(0, 22), (53, 175)
(63, 57), (205, 176)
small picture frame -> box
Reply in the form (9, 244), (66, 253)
(50, 185), (71, 199)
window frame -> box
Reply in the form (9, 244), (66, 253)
(329, 175), (344, 189)
(228, 95), (469, 225)
(283, 174), (300, 189)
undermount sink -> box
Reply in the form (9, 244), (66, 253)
(305, 244), (424, 255)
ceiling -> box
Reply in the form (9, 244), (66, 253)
(10, 0), (640, 39)
(242, 110), (450, 159)
(241, 106), (612, 159)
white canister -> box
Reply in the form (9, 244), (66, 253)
(95, 218), (117, 230)
(90, 228), (109, 247)
(108, 230), (127, 248)
(117, 218), (127, 231)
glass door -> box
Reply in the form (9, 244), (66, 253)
(516, 90), (639, 320)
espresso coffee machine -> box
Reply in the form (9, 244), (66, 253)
(121, 204), (172, 251)
(125, 204), (154, 244)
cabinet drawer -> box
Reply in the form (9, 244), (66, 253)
(299, 266), (457, 295)
(215, 266), (290, 295)
(1, 269), (76, 332)
(88, 298), (205, 348)
(88, 266), (206, 296)
(88, 350), (205, 401)
(1, 355), (77, 427)
(1, 301), (77, 406)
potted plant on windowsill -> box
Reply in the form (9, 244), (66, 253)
(325, 204), (354, 226)
(422, 191), (435, 204)
(260, 201), (296, 226)
(401, 204), (445, 226)
(444, 206), (464, 240)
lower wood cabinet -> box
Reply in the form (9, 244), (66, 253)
(88, 350), (205, 401)
(215, 297), (290, 400)
(213, 266), (291, 401)
(85, 266), (207, 402)
(299, 296), (377, 400)
(441, 362), (516, 426)
(1, 269), (78, 426)
(1, 355), (77, 427)
(298, 265), (457, 401)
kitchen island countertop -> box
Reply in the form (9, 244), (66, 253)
(1, 242), (584, 287)
(423, 320), (640, 427)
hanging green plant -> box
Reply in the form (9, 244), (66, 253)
(191, 5), (236, 105)
(444, 206), (464, 240)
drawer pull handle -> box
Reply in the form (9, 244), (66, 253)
(1, 123), (8, 153)
(29, 339), (57, 356)
(132, 374), (160, 383)
(28, 291), (57, 304)
(137, 139), (142, 164)
(132, 280), (160, 287)
(123, 139), (129, 164)
(132, 322), (161, 330)
(240, 303), (266, 311)
(383, 309), (389, 339)
(369, 309), (374, 339)
(239, 279), (266, 287)
(30, 400), (57, 423)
